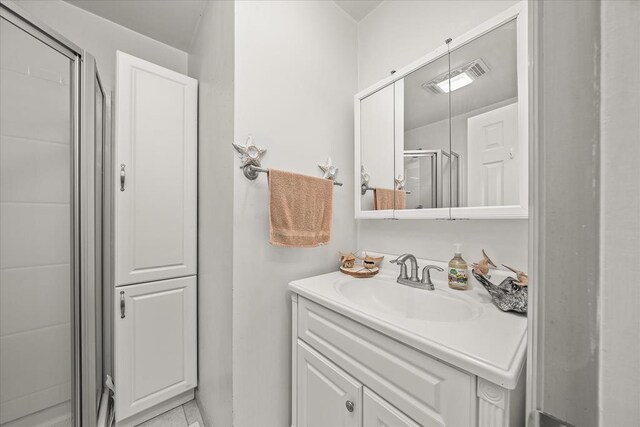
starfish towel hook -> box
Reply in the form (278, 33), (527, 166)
(232, 135), (266, 168)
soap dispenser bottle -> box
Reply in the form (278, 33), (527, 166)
(448, 244), (469, 290)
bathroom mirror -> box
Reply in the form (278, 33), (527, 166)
(399, 53), (455, 215)
(357, 83), (398, 217)
(449, 19), (523, 212)
(354, 3), (527, 219)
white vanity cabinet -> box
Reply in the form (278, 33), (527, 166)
(297, 338), (420, 427)
(297, 341), (362, 427)
(291, 294), (525, 427)
(363, 389), (420, 427)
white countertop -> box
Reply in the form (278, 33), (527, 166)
(288, 253), (527, 389)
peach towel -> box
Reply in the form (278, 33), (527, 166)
(268, 169), (333, 247)
(374, 188), (406, 210)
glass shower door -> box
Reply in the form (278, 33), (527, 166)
(0, 12), (75, 427)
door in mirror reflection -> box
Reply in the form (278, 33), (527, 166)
(400, 54), (453, 210)
(450, 19), (519, 208)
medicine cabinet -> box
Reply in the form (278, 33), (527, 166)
(354, 2), (528, 220)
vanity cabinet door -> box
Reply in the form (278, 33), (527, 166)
(363, 388), (420, 427)
(297, 340), (362, 427)
(115, 51), (197, 286)
(114, 276), (197, 422)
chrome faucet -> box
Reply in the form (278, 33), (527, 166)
(390, 253), (419, 282)
(390, 254), (444, 290)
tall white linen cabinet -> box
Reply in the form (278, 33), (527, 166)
(113, 51), (198, 427)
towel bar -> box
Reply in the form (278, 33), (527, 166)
(361, 185), (411, 195)
(233, 137), (343, 186)
(243, 164), (343, 186)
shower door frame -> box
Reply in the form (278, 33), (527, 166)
(0, 2), (98, 426)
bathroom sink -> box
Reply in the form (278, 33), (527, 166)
(289, 257), (528, 388)
(335, 277), (481, 322)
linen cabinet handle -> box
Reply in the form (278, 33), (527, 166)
(120, 291), (125, 318)
(345, 400), (354, 413)
(120, 164), (126, 191)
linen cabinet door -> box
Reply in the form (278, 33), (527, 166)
(363, 388), (420, 427)
(115, 51), (197, 285)
(114, 276), (197, 422)
(297, 341), (362, 427)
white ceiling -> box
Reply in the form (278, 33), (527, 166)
(334, 0), (382, 22)
(63, 1), (382, 50)
(63, 0), (207, 51)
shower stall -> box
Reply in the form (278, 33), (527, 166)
(0, 2), (109, 426)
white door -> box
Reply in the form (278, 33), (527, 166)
(115, 51), (197, 285)
(297, 341), (362, 427)
(467, 102), (519, 207)
(363, 388), (419, 427)
(114, 276), (197, 421)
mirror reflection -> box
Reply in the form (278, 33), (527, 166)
(450, 19), (519, 208)
(357, 18), (521, 216)
(400, 19), (518, 211)
(402, 54), (455, 210)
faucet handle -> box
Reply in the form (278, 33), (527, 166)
(421, 265), (444, 288)
(390, 257), (409, 279)
(390, 253), (410, 264)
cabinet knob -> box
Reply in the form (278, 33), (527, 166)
(345, 400), (354, 413)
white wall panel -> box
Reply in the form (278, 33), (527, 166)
(0, 204), (70, 269)
(0, 136), (70, 203)
(0, 265), (70, 336)
(232, 2), (358, 425)
(186, 2), (234, 426)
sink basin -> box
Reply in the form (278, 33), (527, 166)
(336, 277), (481, 322)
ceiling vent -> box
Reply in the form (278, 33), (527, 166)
(421, 58), (490, 94)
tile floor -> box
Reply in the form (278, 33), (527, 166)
(136, 400), (204, 427)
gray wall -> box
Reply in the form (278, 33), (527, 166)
(232, 2), (357, 425)
(187, 2), (235, 426)
(531, 1), (601, 425)
(599, 1), (640, 424)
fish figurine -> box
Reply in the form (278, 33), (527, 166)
(357, 253), (384, 269)
(502, 264), (529, 286)
(472, 269), (527, 313)
(472, 249), (497, 276)
(339, 252), (356, 269)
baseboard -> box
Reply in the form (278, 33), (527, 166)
(0, 401), (71, 427)
(115, 389), (194, 427)
(194, 395), (210, 427)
